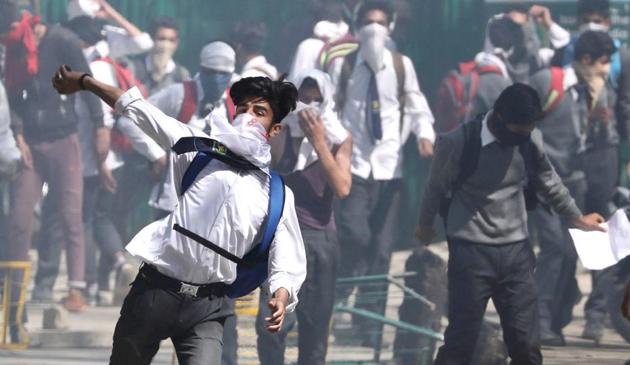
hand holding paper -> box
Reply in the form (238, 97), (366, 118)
(570, 209), (630, 270)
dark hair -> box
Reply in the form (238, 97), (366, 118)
(575, 30), (616, 61)
(494, 83), (543, 125)
(488, 16), (524, 51)
(149, 16), (179, 38)
(65, 16), (105, 46)
(578, 0), (610, 19)
(0, 0), (17, 34)
(299, 77), (320, 92)
(356, 0), (395, 26)
(230, 77), (298, 123)
(231, 21), (267, 55)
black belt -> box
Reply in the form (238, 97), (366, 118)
(139, 264), (225, 298)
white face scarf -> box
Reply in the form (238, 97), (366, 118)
(573, 60), (611, 105)
(150, 40), (177, 81)
(281, 69), (349, 171)
(208, 110), (271, 170)
(579, 22), (610, 33)
(358, 23), (390, 73)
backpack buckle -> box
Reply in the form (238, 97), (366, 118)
(179, 283), (199, 297)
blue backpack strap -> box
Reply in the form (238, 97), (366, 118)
(252, 171), (286, 256)
(180, 152), (214, 194)
(225, 170), (285, 298)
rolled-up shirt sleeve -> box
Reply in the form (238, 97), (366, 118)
(266, 188), (307, 312)
(402, 56), (436, 144)
(548, 22), (571, 50)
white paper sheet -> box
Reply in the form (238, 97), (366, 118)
(570, 209), (630, 270)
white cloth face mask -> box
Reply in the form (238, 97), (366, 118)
(232, 112), (269, 143)
(358, 23), (390, 73)
(579, 22), (610, 33)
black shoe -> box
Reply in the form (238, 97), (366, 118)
(582, 320), (604, 343)
(540, 328), (565, 347)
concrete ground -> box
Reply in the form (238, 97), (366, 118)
(1, 243), (629, 364)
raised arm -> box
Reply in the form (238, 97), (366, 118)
(52, 65), (206, 150)
(297, 109), (352, 198)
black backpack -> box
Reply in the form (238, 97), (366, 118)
(438, 115), (541, 220)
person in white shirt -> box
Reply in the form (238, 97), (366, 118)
(66, 0), (154, 60)
(232, 21), (279, 80)
(128, 17), (191, 95)
(118, 41), (237, 220)
(328, 0), (436, 347)
(52, 65), (306, 364)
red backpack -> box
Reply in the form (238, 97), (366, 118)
(178, 81), (236, 123)
(435, 61), (503, 133)
(97, 57), (149, 153)
(542, 67), (565, 115)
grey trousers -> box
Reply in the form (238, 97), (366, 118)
(335, 176), (402, 344)
(532, 177), (586, 333)
(109, 270), (232, 365)
(583, 146), (619, 324)
(256, 229), (339, 365)
(435, 238), (542, 365)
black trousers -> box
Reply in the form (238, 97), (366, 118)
(335, 175), (402, 342)
(583, 146), (619, 324)
(255, 228), (339, 365)
(109, 269), (232, 365)
(435, 238), (542, 365)
(532, 178), (586, 333)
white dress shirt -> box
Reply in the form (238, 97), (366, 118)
(116, 87), (306, 310)
(241, 55), (279, 80)
(123, 77), (230, 212)
(331, 49), (436, 180)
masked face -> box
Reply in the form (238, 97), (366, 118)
(574, 56), (611, 102)
(490, 113), (532, 146)
(358, 23), (389, 73)
(231, 112), (269, 143)
(579, 22), (610, 33)
(149, 38), (177, 81)
(199, 69), (231, 104)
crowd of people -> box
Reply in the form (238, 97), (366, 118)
(0, 0), (629, 364)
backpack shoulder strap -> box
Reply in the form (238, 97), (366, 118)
(180, 152), (213, 195)
(543, 67), (565, 114)
(178, 80), (198, 123)
(392, 52), (407, 131)
(252, 171), (286, 256)
(453, 116), (483, 192)
(335, 49), (359, 113)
